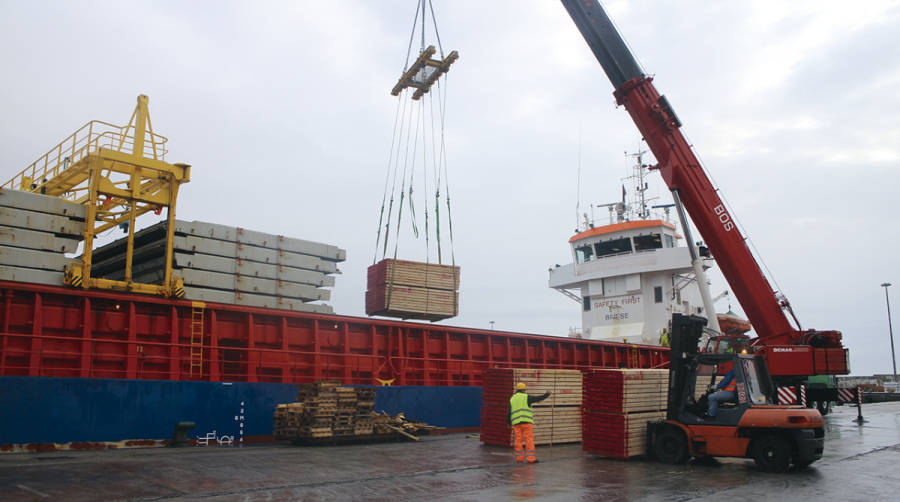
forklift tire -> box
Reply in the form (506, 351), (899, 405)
(792, 458), (815, 469)
(653, 428), (688, 464)
(752, 434), (791, 473)
(816, 401), (831, 416)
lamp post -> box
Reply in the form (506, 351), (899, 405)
(881, 282), (896, 383)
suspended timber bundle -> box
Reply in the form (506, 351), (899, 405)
(365, 258), (459, 321)
(582, 369), (667, 459)
(480, 368), (583, 447)
(371, 0), (460, 322)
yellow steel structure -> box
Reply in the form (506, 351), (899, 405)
(2, 95), (190, 297)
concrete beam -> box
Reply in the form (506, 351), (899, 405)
(173, 220), (345, 262)
(180, 269), (331, 302)
(174, 236), (338, 274)
(0, 245), (77, 272)
(0, 265), (65, 286)
(0, 226), (80, 253)
(183, 286), (334, 314)
(0, 188), (86, 220)
(173, 252), (335, 287)
(0, 206), (85, 237)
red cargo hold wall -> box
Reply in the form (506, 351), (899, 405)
(0, 281), (667, 385)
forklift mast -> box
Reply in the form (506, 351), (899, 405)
(667, 314), (706, 421)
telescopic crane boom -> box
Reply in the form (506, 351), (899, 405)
(559, 0), (848, 378)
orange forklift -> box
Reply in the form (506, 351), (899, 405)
(647, 314), (825, 472)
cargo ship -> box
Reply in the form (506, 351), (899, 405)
(0, 97), (668, 452)
(549, 150), (720, 345)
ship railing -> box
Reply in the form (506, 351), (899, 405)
(0, 331), (668, 385)
(2, 119), (168, 198)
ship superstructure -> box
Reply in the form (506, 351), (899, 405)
(549, 150), (716, 345)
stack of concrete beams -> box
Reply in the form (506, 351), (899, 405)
(90, 219), (345, 313)
(0, 188), (83, 286)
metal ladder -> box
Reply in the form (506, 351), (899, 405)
(189, 302), (205, 377)
(630, 345), (640, 368)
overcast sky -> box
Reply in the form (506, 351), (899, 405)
(2, 0), (898, 377)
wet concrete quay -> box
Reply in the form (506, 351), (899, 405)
(1, 401), (898, 501)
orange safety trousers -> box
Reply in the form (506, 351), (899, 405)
(513, 423), (537, 463)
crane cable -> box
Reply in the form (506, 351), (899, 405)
(374, 0), (456, 283)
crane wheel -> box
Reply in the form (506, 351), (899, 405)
(653, 427), (688, 464)
(752, 434), (791, 473)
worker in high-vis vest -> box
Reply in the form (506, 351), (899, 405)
(507, 382), (550, 463)
(707, 368), (736, 418)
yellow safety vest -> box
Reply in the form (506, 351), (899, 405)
(509, 392), (534, 425)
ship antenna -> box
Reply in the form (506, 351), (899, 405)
(575, 122), (583, 231)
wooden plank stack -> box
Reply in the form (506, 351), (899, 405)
(582, 369), (668, 459)
(273, 380), (376, 440)
(480, 368), (583, 446)
(366, 258), (460, 321)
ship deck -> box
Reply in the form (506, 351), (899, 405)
(1, 402), (898, 501)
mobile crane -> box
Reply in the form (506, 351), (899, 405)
(559, 1), (850, 408)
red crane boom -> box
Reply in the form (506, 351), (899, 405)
(560, 0), (848, 378)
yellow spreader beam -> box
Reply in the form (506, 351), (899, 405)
(391, 45), (459, 100)
(3, 95), (190, 297)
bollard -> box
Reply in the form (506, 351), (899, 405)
(853, 386), (867, 424)
(170, 421), (196, 447)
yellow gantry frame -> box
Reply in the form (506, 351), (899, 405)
(3, 95), (190, 297)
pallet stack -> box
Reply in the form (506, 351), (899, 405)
(89, 219), (345, 313)
(272, 403), (305, 438)
(0, 189), (83, 285)
(366, 258), (459, 321)
(273, 380), (377, 440)
(480, 368), (583, 446)
(582, 369), (668, 459)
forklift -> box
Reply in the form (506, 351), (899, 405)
(647, 314), (825, 472)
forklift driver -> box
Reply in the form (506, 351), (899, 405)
(707, 368), (736, 418)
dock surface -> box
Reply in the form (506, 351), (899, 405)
(1, 402), (898, 501)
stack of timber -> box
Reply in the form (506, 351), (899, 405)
(273, 380), (376, 440)
(366, 258), (459, 321)
(90, 219), (345, 313)
(480, 368), (583, 446)
(273, 380), (441, 443)
(0, 188), (82, 285)
(582, 369), (668, 459)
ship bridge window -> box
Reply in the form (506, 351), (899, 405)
(594, 237), (632, 258)
(576, 244), (594, 264)
(634, 233), (663, 251)
(664, 234), (674, 248)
